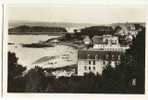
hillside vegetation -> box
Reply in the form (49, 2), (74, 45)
(9, 25), (67, 35)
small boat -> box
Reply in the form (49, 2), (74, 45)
(8, 42), (15, 45)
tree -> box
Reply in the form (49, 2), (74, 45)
(101, 64), (127, 93)
(113, 26), (145, 93)
(80, 26), (114, 38)
(74, 29), (82, 40)
(126, 26), (145, 93)
(25, 66), (47, 92)
(8, 52), (26, 92)
(101, 25), (145, 93)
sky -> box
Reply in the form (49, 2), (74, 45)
(8, 5), (146, 24)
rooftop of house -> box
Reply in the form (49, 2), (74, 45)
(78, 49), (123, 60)
(91, 35), (119, 44)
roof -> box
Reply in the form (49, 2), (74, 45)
(92, 35), (119, 44)
(78, 49), (123, 60)
(51, 39), (59, 43)
(83, 36), (92, 44)
(92, 35), (103, 44)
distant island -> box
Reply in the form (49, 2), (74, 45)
(8, 25), (67, 35)
(8, 21), (98, 34)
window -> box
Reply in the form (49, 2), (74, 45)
(89, 61), (91, 65)
(87, 54), (90, 59)
(132, 78), (136, 86)
(115, 40), (117, 44)
(112, 40), (117, 45)
(93, 60), (95, 65)
(93, 67), (96, 70)
(116, 61), (120, 65)
(89, 66), (91, 70)
(105, 39), (108, 44)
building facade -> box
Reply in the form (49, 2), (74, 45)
(77, 50), (122, 76)
(92, 35), (129, 51)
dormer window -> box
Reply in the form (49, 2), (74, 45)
(105, 39), (108, 44)
(111, 40), (117, 45)
(87, 54), (90, 59)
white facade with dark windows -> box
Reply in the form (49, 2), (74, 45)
(92, 35), (129, 51)
(78, 50), (122, 76)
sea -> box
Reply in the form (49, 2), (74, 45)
(8, 35), (77, 70)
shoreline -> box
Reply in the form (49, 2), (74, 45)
(9, 34), (64, 36)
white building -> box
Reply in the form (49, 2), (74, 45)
(92, 35), (129, 51)
(83, 35), (92, 45)
(77, 50), (122, 76)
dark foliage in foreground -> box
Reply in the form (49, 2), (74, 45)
(8, 52), (26, 92)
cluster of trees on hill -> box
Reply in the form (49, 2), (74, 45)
(8, 25), (67, 34)
(62, 26), (114, 41)
(64, 23), (144, 40)
(80, 26), (114, 38)
(8, 26), (145, 93)
(62, 25), (128, 42)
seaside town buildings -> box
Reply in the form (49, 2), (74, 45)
(78, 35), (129, 76)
